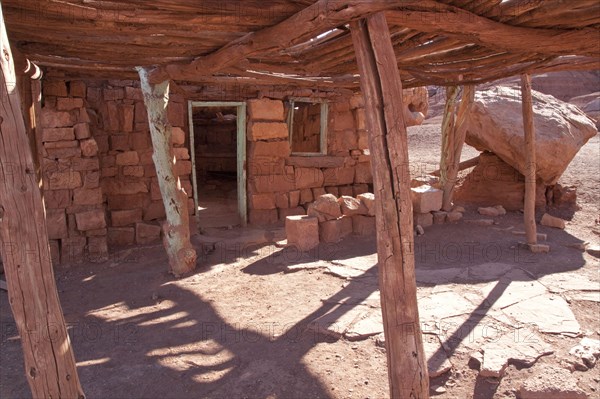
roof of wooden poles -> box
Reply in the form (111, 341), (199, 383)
(3, 0), (600, 92)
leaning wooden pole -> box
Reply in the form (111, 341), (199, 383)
(0, 5), (85, 398)
(137, 67), (197, 276)
(439, 86), (475, 211)
(351, 13), (429, 398)
(521, 74), (538, 246)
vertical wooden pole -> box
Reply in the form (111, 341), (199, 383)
(351, 13), (429, 398)
(0, 6), (85, 398)
(521, 74), (537, 246)
(439, 86), (475, 211)
(137, 67), (197, 276)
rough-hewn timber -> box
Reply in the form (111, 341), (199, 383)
(138, 67), (197, 276)
(351, 12), (429, 399)
(0, 5), (85, 397)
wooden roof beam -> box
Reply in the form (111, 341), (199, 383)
(147, 0), (413, 83)
(386, 4), (600, 58)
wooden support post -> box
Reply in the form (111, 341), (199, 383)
(439, 85), (475, 211)
(0, 6), (85, 398)
(521, 74), (538, 246)
(350, 13), (429, 398)
(137, 67), (197, 276)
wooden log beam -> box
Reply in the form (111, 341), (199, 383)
(432, 155), (480, 177)
(521, 74), (538, 246)
(138, 67), (197, 276)
(0, 5), (85, 397)
(350, 13), (429, 398)
(148, 0), (413, 83)
(386, 4), (600, 57)
(439, 85), (475, 210)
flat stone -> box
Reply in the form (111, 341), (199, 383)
(446, 211), (463, 222)
(503, 293), (580, 335)
(418, 291), (477, 321)
(529, 243), (550, 253)
(478, 206), (503, 217)
(423, 334), (453, 378)
(540, 213), (566, 229)
(307, 303), (367, 339)
(480, 269), (548, 309)
(518, 365), (587, 399)
(569, 337), (600, 369)
(566, 291), (600, 302)
(587, 245), (600, 257)
(479, 329), (553, 378)
(466, 262), (513, 281)
(538, 272), (599, 293)
(416, 268), (462, 284)
(344, 308), (383, 340)
(324, 264), (366, 279)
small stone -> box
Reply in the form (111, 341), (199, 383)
(307, 194), (342, 222)
(416, 225), (425, 235)
(528, 243), (550, 253)
(452, 205), (466, 213)
(338, 195), (368, 216)
(357, 192), (375, 216)
(414, 212), (433, 228)
(432, 211), (447, 224)
(540, 213), (566, 229)
(478, 206), (502, 217)
(518, 365), (587, 399)
(586, 245), (600, 258)
(447, 211), (463, 222)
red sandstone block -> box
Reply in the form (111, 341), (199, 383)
(46, 209), (68, 239)
(250, 193), (276, 210)
(47, 171), (82, 190)
(44, 140), (78, 149)
(168, 102), (185, 127)
(43, 81), (67, 97)
(87, 236), (109, 262)
(107, 193), (149, 211)
(248, 122), (289, 141)
(294, 167), (324, 189)
(70, 81), (87, 98)
(44, 189), (71, 209)
(115, 151), (139, 166)
(123, 166), (144, 177)
(42, 110), (76, 128)
(83, 171), (100, 189)
(103, 88), (124, 101)
(354, 162), (373, 184)
(120, 104), (135, 132)
(75, 209), (106, 231)
(171, 127), (186, 146)
(56, 97), (83, 111)
(275, 192), (289, 209)
(323, 167), (355, 186)
(74, 122), (91, 139)
(174, 160), (192, 176)
(248, 99), (284, 121)
(285, 215), (318, 251)
(289, 190), (300, 208)
(320, 217), (352, 243)
(107, 227), (135, 246)
(299, 188), (313, 204)
(73, 187), (102, 206)
(143, 201), (166, 221)
(110, 135), (130, 151)
(129, 133), (151, 150)
(43, 127), (75, 142)
(101, 178), (148, 195)
(352, 215), (376, 236)
(135, 222), (162, 245)
(135, 102), (148, 123)
(252, 175), (295, 193)
(111, 209), (143, 227)
(61, 236), (87, 264)
(80, 138), (99, 157)
(249, 209), (278, 226)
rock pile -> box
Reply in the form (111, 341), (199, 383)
(410, 183), (464, 229)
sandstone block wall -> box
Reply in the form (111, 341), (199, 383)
(246, 96), (373, 225)
(41, 78), (193, 264)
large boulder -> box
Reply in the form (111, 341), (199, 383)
(465, 86), (597, 185)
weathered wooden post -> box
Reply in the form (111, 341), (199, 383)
(350, 13), (430, 398)
(137, 67), (197, 276)
(521, 74), (538, 246)
(439, 85), (475, 211)
(0, 5), (85, 397)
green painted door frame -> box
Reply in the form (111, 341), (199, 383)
(187, 101), (247, 226)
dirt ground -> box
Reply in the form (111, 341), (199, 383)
(1, 117), (599, 398)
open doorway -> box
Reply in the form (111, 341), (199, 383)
(188, 101), (247, 228)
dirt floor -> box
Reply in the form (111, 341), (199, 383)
(1, 118), (599, 398)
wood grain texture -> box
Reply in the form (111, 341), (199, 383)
(351, 12), (429, 399)
(138, 67), (197, 276)
(521, 74), (538, 246)
(0, 5), (85, 398)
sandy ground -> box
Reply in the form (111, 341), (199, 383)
(1, 119), (599, 398)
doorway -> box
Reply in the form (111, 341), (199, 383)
(188, 101), (247, 228)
